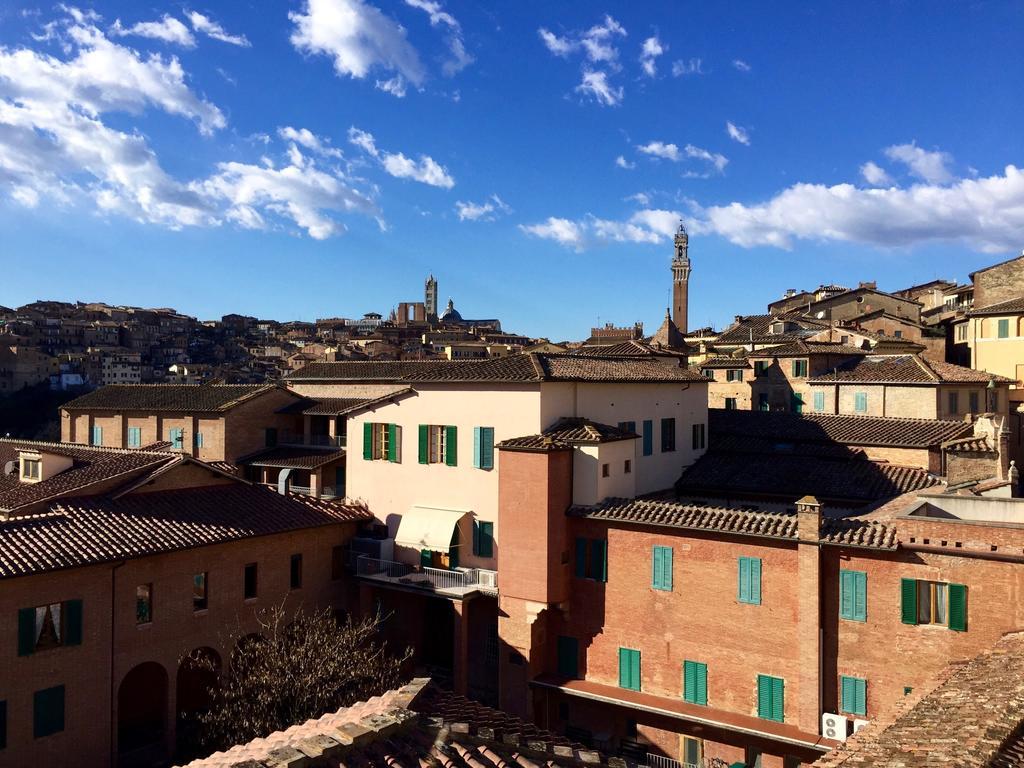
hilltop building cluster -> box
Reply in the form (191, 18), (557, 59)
(2, 232), (1024, 768)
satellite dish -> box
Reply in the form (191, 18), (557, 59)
(816, 311), (825, 319)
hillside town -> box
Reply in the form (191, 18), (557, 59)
(3, 228), (1024, 768)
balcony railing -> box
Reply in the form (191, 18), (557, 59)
(279, 432), (346, 448)
(355, 556), (497, 595)
(640, 754), (726, 768)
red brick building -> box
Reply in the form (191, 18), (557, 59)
(0, 438), (369, 768)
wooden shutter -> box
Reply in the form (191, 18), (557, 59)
(652, 546), (672, 591)
(738, 558), (750, 602)
(642, 420), (653, 456)
(65, 599), (83, 646)
(387, 424), (399, 462)
(418, 425), (429, 464)
(618, 648), (630, 688)
(473, 427), (482, 468)
(481, 427), (494, 470)
(771, 677), (784, 722)
(840, 571), (854, 619)
(472, 520), (480, 555)
(751, 558), (762, 604)
(476, 521), (494, 558)
(363, 423), (373, 459)
(948, 583), (967, 631)
(900, 578), (918, 624)
(445, 425), (458, 466)
(814, 391), (825, 411)
(592, 539), (607, 582)
(575, 538), (587, 578)
(854, 572), (867, 621)
(18, 607), (35, 656)
(841, 676), (855, 713)
(683, 661), (696, 701)
(696, 662), (707, 705)
(757, 675), (772, 718)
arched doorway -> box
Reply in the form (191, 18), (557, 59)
(117, 662), (168, 764)
(175, 648), (221, 761)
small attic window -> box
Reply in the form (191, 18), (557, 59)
(21, 458), (41, 481)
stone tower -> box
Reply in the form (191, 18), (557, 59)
(425, 274), (438, 321)
(671, 223), (691, 333)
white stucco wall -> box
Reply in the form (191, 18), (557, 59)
(573, 440), (638, 506)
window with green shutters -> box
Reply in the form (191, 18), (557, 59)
(127, 427), (141, 447)
(738, 557), (762, 605)
(365, 423), (401, 461)
(574, 537), (607, 582)
(473, 427), (494, 470)
(661, 418), (676, 452)
(618, 648), (641, 691)
(840, 676), (867, 716)
(791, 359), (808, 378)
(642, 420), (653, 456)
(791, 393), (804, 413)
(651, 546), (673, 591)
(840, 570), (867, 622)
(33, 685), (65, 738)
(855, 392), (868, 413)
(169, 427), (184, 450)
(998, 318), (1010, 338)
(901, 578), (966, 630)
(195, 431), (204, 449)
(91, 425), (103, 446)
(18, 600), (83, 656)
(473, 520), (494, 558)
(756, 674), (784, 722)
(725, 397), (737, 410)
(813, 391), (825, 412)
(753, 360), (768, 377)
(557, 636), (579, 678)
(683, 660), (707, 705)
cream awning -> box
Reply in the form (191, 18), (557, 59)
(394, 506), (467, 553)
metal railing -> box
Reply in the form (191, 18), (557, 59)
(279, 432), (345, 448)
(640, 754), (728, 768)
(357, 557), (414, 580)
(355, 556), (497, 593)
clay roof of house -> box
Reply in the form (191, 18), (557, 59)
(289, 353), (707, 384)
(498, 418), (638, 450)
(968, 296), (1024, 316)
(715, 313), (828, 345)
(0, 483), (370, 579)
(569, 498), (898, 549)
(574, 339), (686, 358)
(62, 383), (280, 412)
(177, 677), (620, 768)
(813, 631), (1024, 768)
(0, 440), (178, 513)
(699, 356), (750, 369)
(240, 446), (346, 469)
(675, 450), (939, 505)
(942, 436), (994, 454)
(276, 396), (372, 416)
(747, 341), (868, 358)
(808, 355), (1012, 384)
(709, 408), (974, 449)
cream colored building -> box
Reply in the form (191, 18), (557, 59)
(967, 298), (1024, 394)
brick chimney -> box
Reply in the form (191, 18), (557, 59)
(795, 495), (822, 735)
(796, 495), (822, 541)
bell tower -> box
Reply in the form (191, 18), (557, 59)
(672, 223), (691, 333)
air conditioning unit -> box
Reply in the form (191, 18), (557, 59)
(821, 713), (849, 741)
(852, 719), (869, 734)
(477, 571), (498, 589)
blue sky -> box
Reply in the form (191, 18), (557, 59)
(1, 1), (1022, 340)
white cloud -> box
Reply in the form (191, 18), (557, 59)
(639, 36), (665, 77)
(726, 121), (750, 146)
(579, 15), (626, 64)
(521, 208), (683, 251)
(374, 75), (407, 97)
(187, 12), (250, 47)
(671, 58), (704, 76)
(403, 0), (472, 75)
(10, 185), (40, 208)
(684, 144), (728, 173)
(289, 0), (425, 92)
(883, 142), (953, 184)
(347, 126), (454, 188)
(637, 141), (680, 162)
(455, 194), (510, 222)
(732, 59), (751, 72)
(624, 191), (650, 206)
(110, 15), (195, 47)
(860, 161), (893, 186)
(576, 69), (622, 106)
(615, 155), (635, 169)
(691, 164), (1024, 253)
(538, 28), (574, 57)
(278, 126), (343, 158)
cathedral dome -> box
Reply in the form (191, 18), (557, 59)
(439, 298), (463, 323)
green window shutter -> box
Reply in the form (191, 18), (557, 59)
(473, 427), (482, 468)
(18, 607), (36, 656)
(791, 360), (799, 377)
(998, 318), (1009, 338)
(841, 570), (867, 621)
(478, 522), (494, 558)
(642, 420), (653, 456)
(683, 661), (696, 702)
(618, 648), (628, 688)
(738, 557), (750, 602)
(362, 423), (373, 460)
(841, 676), (867, 716)
(652, 546), (672, 591)
(575, 538), (587, 578)
(632, 649), (641, 690)
(900, 578), (918, 625)
(418, 425), (429, 464)
(814, 391), (825, 411)
(33, 685), (65, 738)
(757, 675), (772, 719)
(618, 648), (640, 690)
(739, 557), (762, 604)
(472, 520), (480, 555)
(420, 549), (433, 567)
(445, 425), (458, 466)
(771, 677), (784, 722)
(840, 571), (854, 619)
(696, 662), (707, 705)
(481, 427), (494, 470)
(840, 676), (855, 713)
(558, 636), (579, 677)
(387, 423), (399, 462)
(854, 572), (867, 621)
(751, 558), (762, 604)
(855, 678), (867, 716)
(65, 599), (83, 646)
(948, 583), (967, 631)
(592, 539), (607, 582)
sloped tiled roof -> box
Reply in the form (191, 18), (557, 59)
(241, 446), (346, 469)
(709, 408), (974, 449)
(289, 353), (707, 384)
(178, 678), (613, 768)
(276, 396), (372, 415)
(62, 384), (278, 412)
(574, 340), (684, 357)
(699, 356), (750, 369)
(942, 436), (994, 454)
(0, 484), (370, 579)
(569, 498), (898, 550)
(813, 631), (1024, 767)
(715, 313), (828, 345)
(808, 355), (1012, 384)
(498, 418), (638, 450)
(968, 296), (1024, 316)
(747, 341), (868, 358)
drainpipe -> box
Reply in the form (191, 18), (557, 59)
(109, 559), (126, 768)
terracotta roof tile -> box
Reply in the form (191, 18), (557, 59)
(276, 397), (373, 415)
(498, 418), (638, 450)
(63, 384), (278, 412)
(715, 313), (828, 345)
(808, 355), (1012, 384)
(747, 341), (868, 358)
(967, 296), (1024, 316)
(241, 446), (346, 469)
